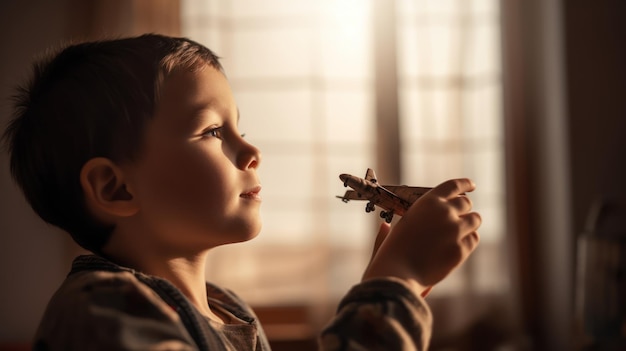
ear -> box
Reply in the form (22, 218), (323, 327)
(80, 157), (139, 220)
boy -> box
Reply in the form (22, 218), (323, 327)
(3, 34), (481, 350)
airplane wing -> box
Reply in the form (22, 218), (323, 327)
(336, 190), (368, 202)
(382, 185), (432, 203)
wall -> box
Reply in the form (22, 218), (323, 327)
(565, 1), (626, 232)
(565, 3), (626, 347)
(501, 0), (626, 349)
(0, 0), (179, 343)
(0, 0), (75, 341)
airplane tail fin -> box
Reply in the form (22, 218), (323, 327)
(365, 168), (377, 183)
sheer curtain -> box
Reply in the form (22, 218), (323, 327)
(181, 0), (509, 340)
(397, 0), (506, 296)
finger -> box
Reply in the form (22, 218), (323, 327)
(459, 211), (482, 233)
(431, 178), (476, 199)
(363, 222), (392, 279)
(448, 195), (473, 214)
(460, 231), (480, 254)
(372, 222), (391, 258)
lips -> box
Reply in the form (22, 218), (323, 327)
(240, 185), (262, 201)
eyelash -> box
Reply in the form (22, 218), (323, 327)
(201, 127), (246, 139)
(203, 127), (223, 139)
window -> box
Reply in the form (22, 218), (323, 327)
(182, 0), (507, 313)
(397, 0), (506, 296)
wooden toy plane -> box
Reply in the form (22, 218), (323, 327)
(336, 168), (432, 223)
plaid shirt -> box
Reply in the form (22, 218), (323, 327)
(34, 255), (432, 350)
(320, 278), (433, 350)
(34, 255), (270, 350)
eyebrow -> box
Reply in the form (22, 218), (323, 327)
(188, 103), (239, 124)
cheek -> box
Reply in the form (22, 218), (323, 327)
(138, 149), (232, 212)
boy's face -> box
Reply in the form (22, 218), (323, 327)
(123, 65), (262, 254)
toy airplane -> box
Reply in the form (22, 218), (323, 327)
(336, 168), (432, 223)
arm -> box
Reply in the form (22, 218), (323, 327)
(319, 277), (432, 350)
(320, 178), (481, 350)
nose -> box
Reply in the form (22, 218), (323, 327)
(237, 138), (262, 170)
(339, 174), (352, 187)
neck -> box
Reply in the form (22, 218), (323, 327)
(153, 254), (210, 314)
(102, 237), (224, 323)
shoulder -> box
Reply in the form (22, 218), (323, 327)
(206, 281), (256, 322)
(35, 269), (196, 350)
(44, 269), (177, 319)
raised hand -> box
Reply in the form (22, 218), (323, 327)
(362, 178), (481, 296)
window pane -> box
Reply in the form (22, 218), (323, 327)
(473, 205), (505, 243)
(399, 87), (427, 140)
(400, 24), (463, 78)
(397, 24), (430, 78)
(462, 84), (503, 139)
(323, 89), (374, 144)
(469, 0), (500, 16)
(260, 210), (315, 244)
(236, 89), (313, 144)
(398, 0), (464, 16)
(426, 25), (461, 77)
(421, 88), (462, 140)
(257, 154), (314, 201)
(318, 27), (373, 78)
(181, 0), (220, 18)
(464, 21), (501, 76)
(423, 0), (464, 16)
(318, 0), (373, 78)
(230, 0), (315, 18)
(463, 147), (505, 202)
(229, 28), (312, 78)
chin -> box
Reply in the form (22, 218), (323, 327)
(247, 221), (263, 241)
(229, 219), (262, 244)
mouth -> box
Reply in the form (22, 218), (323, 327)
(240, 185), (262, 201)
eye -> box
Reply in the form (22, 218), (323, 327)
(202, 127), (223, 139)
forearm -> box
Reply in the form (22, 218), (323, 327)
(319, 277), (433, 351)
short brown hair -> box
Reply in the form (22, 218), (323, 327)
(3, 34), (222, 253)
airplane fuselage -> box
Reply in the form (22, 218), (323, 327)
(339, 174), (412, 216)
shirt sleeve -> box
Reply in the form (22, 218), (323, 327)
(319, 277), (433, 351)
(33, 270), (198, 351)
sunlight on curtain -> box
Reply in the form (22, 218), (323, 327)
(396, 0), (507, 296)
(181, 0), (507, 306)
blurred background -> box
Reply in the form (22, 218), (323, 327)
(0, 0), (624, 350)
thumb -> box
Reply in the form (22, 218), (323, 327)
(371, 221), (391, 260)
